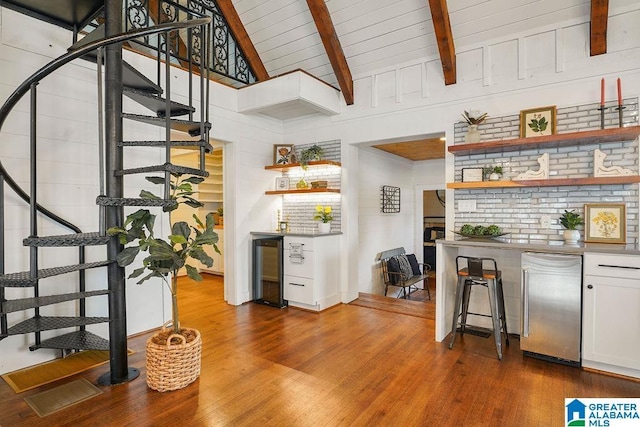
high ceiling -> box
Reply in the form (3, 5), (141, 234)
(233, 0), (615, 96)
(0, 0), (621, 161)
(229, 0), (615, 160)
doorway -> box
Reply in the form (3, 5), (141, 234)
(422, 190), (445, 272)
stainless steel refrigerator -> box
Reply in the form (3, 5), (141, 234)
(521, 252), (582, 365)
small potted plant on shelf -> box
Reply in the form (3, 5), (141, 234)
(559, 209), (583, 244)
(299, 144), (324, 169)
(482, 165), (503, 181)
(217, 206), (223, 226)
(108, 174), (220, 392)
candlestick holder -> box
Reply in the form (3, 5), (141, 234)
(598, 106), (606, 129)
(615, 105), (625, 128)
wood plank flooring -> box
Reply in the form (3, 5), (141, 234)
(1, 274), (638, 426)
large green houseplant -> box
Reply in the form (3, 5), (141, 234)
(108, 173), (220, 391)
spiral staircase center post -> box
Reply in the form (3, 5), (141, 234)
(99, 0), (139, 386)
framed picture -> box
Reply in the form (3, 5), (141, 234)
(584, 203), (626, 244)
(519, 106), (556, 138)
(274, 144), (295, 165)
(462, 168), (483, 182)
(275, 177), (289, 190)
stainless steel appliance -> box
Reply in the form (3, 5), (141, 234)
(521, 252), (582, 365)
(252, 237), (287, 308)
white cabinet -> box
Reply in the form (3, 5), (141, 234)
(583, 252), (640, 379)
(283, 235), (340, 311)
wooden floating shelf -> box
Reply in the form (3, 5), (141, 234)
(447, 176), (640, 189)
(264, 160), (341, 171)
(448, 126), (640, 156)
(265, 188), (341, 195)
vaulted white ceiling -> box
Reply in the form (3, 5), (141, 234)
(232, 0), (627, 89)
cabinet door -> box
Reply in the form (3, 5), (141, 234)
(583, 275), (640, 370)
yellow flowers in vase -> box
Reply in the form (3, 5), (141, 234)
(313, 205), (333, 223)
(314, 205), (333, 233)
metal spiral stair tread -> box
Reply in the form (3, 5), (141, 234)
(7, 316), (110, 335)
(23, 232), (110, 247)
(122, 113), (211, 136)
(95, 196), (178, 208)
(1, 290), (110, 314)
(122, 87), (194, 117)
(29, 330), (110, 351)
(0, 260), (112, 287)
(114, 163), (209, 177)
(118, 139), (212, 151)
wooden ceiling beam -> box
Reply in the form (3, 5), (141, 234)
(427, 0), (456, 85)
(306, 0), (354, 105)
(590, 0), (609, 56)
(216, 0), (269, 81)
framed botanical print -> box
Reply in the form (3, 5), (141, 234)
(584, 203), (626, 244)
(274, 144), (295, 165)
(520, 106), (556, 138)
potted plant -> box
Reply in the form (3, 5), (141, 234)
(314, 204), (333, 233)
(108, 174), (220, 392)
(559, 209), (583, 244)
(462, 110), (488, 143)
(299, 144), (324, 169)
(217, 206), (223, 226)
(482, 165), (503, 181)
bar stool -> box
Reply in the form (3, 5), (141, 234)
(448, 256), (509, 360)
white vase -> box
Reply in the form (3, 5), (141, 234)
(489, 173), (501, 181)
(318, 222), (331, 233)
(465, 124), (481, 143)
(563, 229), (580, 244)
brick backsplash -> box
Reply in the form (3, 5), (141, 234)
(453, 100), (639, 243)
(281, 140), (342, 232)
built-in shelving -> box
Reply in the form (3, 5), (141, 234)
(173, 149), (223, 202)
(264, 160), (341, 195)
(265, 188), (340, 195)
(448, 126), (640, 189)
(264, 160), (341, 172)
(448, 176), (640, 189)
(448, 126), (640, 156)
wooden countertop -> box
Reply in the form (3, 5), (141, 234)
(437, 238), (640, 255)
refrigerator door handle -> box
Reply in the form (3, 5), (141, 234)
(522, 267), (530, 338)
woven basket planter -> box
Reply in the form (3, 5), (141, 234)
(146, 325), (202, 392)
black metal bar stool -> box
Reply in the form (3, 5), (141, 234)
(449, 256), (509, 360)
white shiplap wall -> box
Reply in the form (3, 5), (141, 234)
(283, 3), (640, 298)
(0, 7), (283, 373)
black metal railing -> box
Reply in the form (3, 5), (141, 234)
(89, 0), (256, 85)
(0, 17), (211, 344)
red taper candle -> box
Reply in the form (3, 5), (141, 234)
(617, 78), (622, 106)
(600, 78), (605, 106)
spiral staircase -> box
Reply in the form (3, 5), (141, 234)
(0, 1), (212, 384)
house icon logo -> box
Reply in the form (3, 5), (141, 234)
(566, 399), (586, 426)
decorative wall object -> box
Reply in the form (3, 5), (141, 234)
(274, 144), (295, 165)
(520, 106), (556, 138)
(275, 177), (289, 190)
(513, 153), (549, 180)
(462, 168), (483, 182)
(593, 149), (634, 177)
(381, 185), (401, 213)
(584, 203), (626, 244)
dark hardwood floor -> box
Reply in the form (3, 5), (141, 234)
(1, 274), (638, 426)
